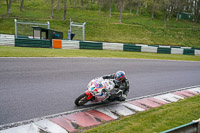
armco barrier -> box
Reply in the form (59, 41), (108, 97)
(103, 42), (123, 51)
(15, 38), (51, 48)
(161, 119), (200, 133)
(183, 49), (195, 55)
(1, 34), (200, 56)
(157, 47), (171, 54)
(62, 40), (79, 49)
(0, 34), (14, 46)
(60, 40), (199, 56)
(141, 46), (158, 53)
(124, 44), (141, 52)
(195, 50), (200, 56)
(80, 41), (103, 50)
(171, 48), (184, 55)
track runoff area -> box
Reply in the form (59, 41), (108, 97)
(0, 85), (200, 133)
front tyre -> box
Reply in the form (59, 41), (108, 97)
(75, 93), (89, 106)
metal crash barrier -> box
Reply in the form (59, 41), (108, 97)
(161, 119), (200, 133)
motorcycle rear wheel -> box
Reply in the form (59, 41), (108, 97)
(75, 93), (89, 106)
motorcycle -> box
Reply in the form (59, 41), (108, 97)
(75, 78), (123, 106)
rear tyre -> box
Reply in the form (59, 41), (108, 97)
(75, 93), (89, 106)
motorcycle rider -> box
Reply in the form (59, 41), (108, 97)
(102, 71), (129, 101)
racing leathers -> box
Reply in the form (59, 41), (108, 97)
(102, 73), (129, 101)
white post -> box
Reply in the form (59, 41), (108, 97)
(69, 21), (73, 40)
(14, 19), (17, 38)
(83, 22), (86, 41)
(47, 21), (50, 29)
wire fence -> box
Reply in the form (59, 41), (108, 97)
(14, 19), (50, 38)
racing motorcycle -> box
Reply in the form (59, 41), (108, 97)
(75, 78), (123, 106)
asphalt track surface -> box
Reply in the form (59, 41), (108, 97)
(0, 57), (200, 125)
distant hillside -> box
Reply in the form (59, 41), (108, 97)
(0, 0), (200, 48)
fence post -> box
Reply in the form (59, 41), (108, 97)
(83, 22), (86, 41)
(47, 21), (50, 29)
(14, 19), (17, 38)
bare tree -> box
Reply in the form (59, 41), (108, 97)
(57, 0), (60, 10)
(73, 0), (77, 8)
(90, 0), (94, 8)
(63, 0), (67, 20)
(194, 0), (200, 23)
(119, 0), (125, 23)
(50, 0), (54, 19)
(98, 0), (103, 14)
(81, 0), (84, 9)
(139, 0), (146, 16)
(6, 0), (12, 14)
(174, 0), (184, 21)
(109, 0), (112, 17)
(152, 0), (156, 19)
(20, 0), (24, 11)
(127, 0), (133, 14)
(136, 0), (142, 16)
(160, 0), (171, 27)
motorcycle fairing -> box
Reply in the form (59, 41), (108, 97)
(85, 90), (93, 100)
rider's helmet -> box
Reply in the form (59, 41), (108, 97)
(114, 71), (126, 82)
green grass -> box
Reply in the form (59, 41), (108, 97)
(1, 46), (200, 61)
(84, 95), (200, 133)
(0, 1), (200, 48)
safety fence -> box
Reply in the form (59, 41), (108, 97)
(161, 119), (200, 133)
(54, 40), (200, 56)
(0, 34), (200, 56)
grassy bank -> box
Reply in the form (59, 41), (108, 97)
(0, 1), (200, 48)
(0, 46), (200, 61)
(84, 95), (200, 133)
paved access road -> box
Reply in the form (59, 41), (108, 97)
(0, 57), (200, 125)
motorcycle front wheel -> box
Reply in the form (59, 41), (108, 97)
(74, 93), (89, 106)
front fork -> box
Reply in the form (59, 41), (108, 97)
(85, 90), (93, 100)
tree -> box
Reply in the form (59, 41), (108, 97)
(20, 0), (24, 11)
(98, 0), (103, 14)
(6, 0), (12, 14)
(57, 0), (60, 10)
(174, 0), (184, 21)
(127, 0), (133, 14)
(119, 0), (125, 23)
(160, 0), (172, 27)
(63, 0), (67, 20)
(50, 0), (54, 19)
(73, 0), (77, 8)
(194, 0), (200, 23)
(136, 0), (142, 16)
(81, 0), (84, 9)
(139, 0), (146, 16)
(152, 0), (156, 19)
(109, 0), (112, 17)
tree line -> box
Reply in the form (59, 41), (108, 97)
(5, 0), (200, 23)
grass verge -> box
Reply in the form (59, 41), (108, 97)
(0, 46), (200, 61)
(84, 95), (200, 133)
